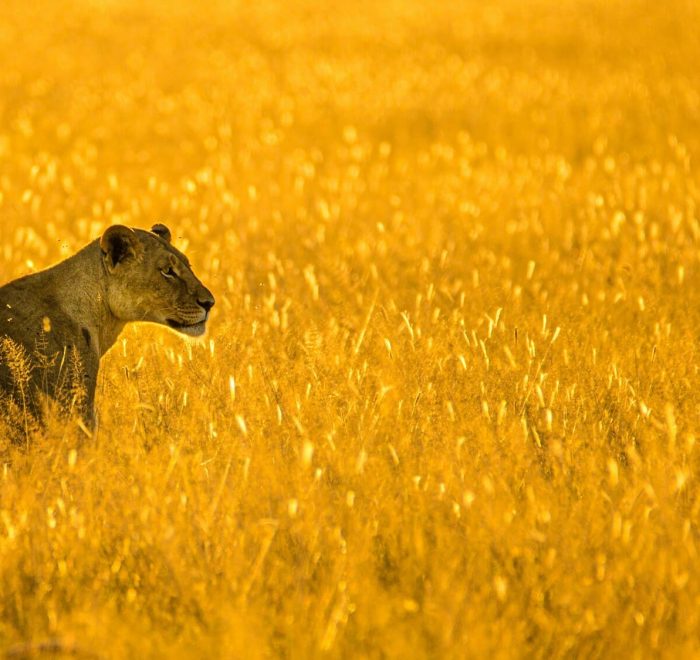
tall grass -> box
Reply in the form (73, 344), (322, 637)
(1, 0), (700, 656)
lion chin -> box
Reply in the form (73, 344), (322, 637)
(166, 318), (207, 337)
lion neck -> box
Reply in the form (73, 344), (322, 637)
(48, 241), (125, 357)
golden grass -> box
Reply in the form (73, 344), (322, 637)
(2, 0), (700, 656)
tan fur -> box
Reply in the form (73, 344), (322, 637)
(0, 224), (214, 429)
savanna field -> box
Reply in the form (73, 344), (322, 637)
(1, 0), (700, 656)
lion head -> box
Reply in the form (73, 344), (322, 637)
(99, 224), (215, 337)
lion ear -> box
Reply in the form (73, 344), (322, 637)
(151, 223), (172, 243)
(100, 225), (138, 270)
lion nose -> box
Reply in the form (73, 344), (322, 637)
(198, 290), (215, 313)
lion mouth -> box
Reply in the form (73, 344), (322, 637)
(166, 318), (207, 337)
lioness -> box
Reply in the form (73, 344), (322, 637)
(0, 223), (214, 431)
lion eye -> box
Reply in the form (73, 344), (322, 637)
(161, 267), (177, 279)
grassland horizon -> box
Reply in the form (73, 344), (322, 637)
(1, 0), (700, 657)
